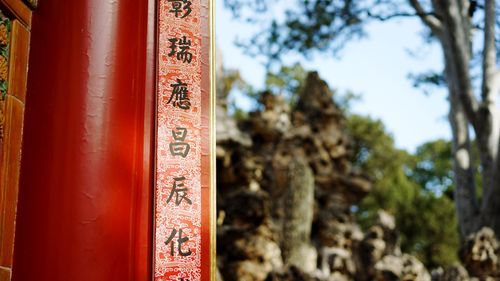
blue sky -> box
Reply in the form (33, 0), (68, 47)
(216, 1), (451, 152)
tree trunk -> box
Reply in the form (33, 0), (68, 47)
(430, 0), (500, 237)
(448, 90), (480, 237)
(439, 16), (480, 235)
(477, 0), (500, 235)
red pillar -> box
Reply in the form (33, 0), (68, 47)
(12, 0), (155, 280)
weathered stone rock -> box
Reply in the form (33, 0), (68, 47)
(282, 156), (317, 273)
(228, 260), (274, 281)
(217, 103), (252, 148)
(374, 254), (431, 281)
(266, 266), (315, 281)
(216, 266), (224, 281)
(461, 227), (500, 279)
(434, 265), (471, 281)
(222, 190), (271, 231)
(232, 235), (283, 267)
(215, 71), (435, 281)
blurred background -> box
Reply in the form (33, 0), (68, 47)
(214, 1), (500, 280)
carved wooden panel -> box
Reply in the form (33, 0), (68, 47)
(0, 2), (30, 280)
(0, 0), (31, 27)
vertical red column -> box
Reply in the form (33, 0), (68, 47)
(12, 0), (156, 280)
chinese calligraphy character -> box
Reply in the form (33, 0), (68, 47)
(169, 127), (190, 158)
(168, 79), (191, 110)
(167, 176), (192, 206)
(168, 36), (193, 63)
(165, 228), (192, 257)
(168, 0), (192, 19)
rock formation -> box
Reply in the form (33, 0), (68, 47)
(216, 71), (498, 281)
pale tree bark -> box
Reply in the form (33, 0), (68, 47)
(477, 0), (500, 233)
(410, 0), (500, 237)
(449, 86), (480, 237)
(439, 14), (480, 235)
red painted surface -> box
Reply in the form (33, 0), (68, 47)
(12, 0), (156, 280)
(200, 2), (213, 278)
(153, 0), (212, 280)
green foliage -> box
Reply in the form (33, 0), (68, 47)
(347, 115), (408, 181)
(223, 62), (361, 117)
(217, 67), (259, 115)
(348, 115), (459, 268)
(409, 140), (454, 196)
(407, 71), (447, 96)
(219, 68), (254, 100)
(229, 0), (368, 61)
(232, 107), (249, 121)
(265, 63), (306, 96)
(219, 64), (308, 114)
(264, 63), (307, 106)
(397, 191), (459, 268)
(225, 0), (500, 66)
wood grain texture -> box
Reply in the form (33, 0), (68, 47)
(7, 21), (29, 103)
(0, 95), (24, 268)
(0, 0), (30, 28)
(0, 267), (11, 281)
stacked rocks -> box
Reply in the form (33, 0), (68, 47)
(216, 72), (433, 281)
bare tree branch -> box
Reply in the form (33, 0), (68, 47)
(481, 0), (498, 104)
(366, 11), (437, 22)
(436, 0), (479, 126)
(408, 0), (443, 35)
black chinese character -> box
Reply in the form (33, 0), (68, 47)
(168, 36), (193, 63)
(168, 0), (192, 19)
(167, 176), (192, 206)
(169, 127), (190, 158)
(168, 79), (191, 110)
(165, 228), (192, 257)
(168, 38), (178, 57)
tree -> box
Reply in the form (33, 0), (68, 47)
(347, 115), (460, 268)
(409, 140), (455, 196)
(404, 140), (461, 268)
(224, 0), (500, 238)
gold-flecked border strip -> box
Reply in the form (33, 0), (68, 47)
(210, 0), (216, 280)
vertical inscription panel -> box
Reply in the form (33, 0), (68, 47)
(154, 0), (213, 281)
